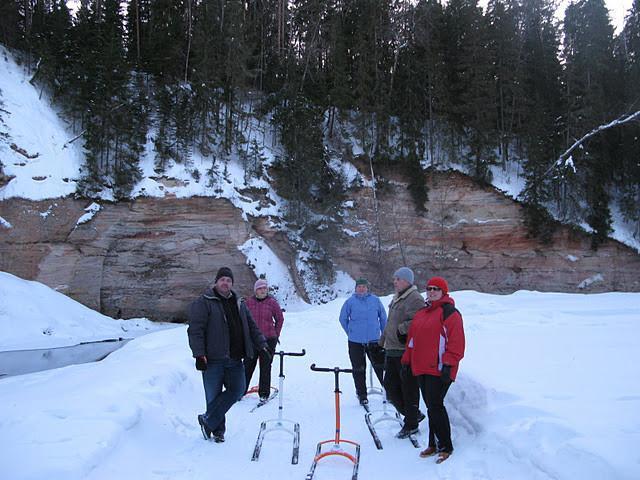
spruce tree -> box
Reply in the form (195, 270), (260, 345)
(563, 0), (616, 246)
(519, 0), (563, 242)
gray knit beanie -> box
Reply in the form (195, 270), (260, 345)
(393, 267), (414, 284)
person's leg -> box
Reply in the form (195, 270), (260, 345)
(366, 342), (385, 387)
(348, 341), (367, 400)
(258, 337), (278, 398)
(421, 374), (453, 453)
(383, 355), (405, 415)
(200, 360), (225, 434)
(243, 354), (258, 396)
(400, 366), (421, 430)
(418, 375), (437, 449)
(205, 359), (246, 434)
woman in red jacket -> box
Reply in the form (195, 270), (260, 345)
(401, 276), (465, 464)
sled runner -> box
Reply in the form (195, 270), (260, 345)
(364, 392), (419, 449)
(306, 364), (361, 480)
(251, 349), (306, 464)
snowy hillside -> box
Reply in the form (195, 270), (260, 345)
(0, 274), (638, 480)
(0, 48), (84, 200)
(1, 46), (639, 253)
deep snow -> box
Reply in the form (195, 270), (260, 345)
(1, 272), (639, 480)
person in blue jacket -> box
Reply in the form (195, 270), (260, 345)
(339, 277), (388, 406)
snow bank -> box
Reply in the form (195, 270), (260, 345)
(1, 277), (639, 480)
(0, 271), (172, 350)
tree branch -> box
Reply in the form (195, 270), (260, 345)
(547, 110), (640, 176)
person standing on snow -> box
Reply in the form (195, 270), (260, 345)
(187, 267), (269, 443)
(244, 278), (284, 401)
(379, 266), (426, 438)
(339, 277), (387, 406)
(401, 276), (465, 464)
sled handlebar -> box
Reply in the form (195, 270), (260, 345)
(275, 349), (306, 357)
(310, 364), (353, 374)
(274, 349), (306, 377)
(310, 364), (352, 396)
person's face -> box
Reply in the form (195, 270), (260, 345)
(255, 286), (268, 299)
(426, 285), (443, 302)
(215, 276), (233, 295)
(355, 284), (368, 295)
(393, 277), (411, 293)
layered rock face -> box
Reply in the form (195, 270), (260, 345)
(335, 170), (640, 294)
(1, 171), (639, 321)
(0, 198), (255, 321)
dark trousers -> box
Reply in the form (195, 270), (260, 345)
(244, 337), (278, 398)
(347, 341), (385, 399)
(384, 355), (421, 429)
(202, 358), (246, 435)
(418, 374), (453, 452)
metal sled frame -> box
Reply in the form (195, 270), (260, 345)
(366, 362), (384, 397)
(251, 349), (306, 464)
(306, 364), (361, 480)
(364, 391), (420, 449)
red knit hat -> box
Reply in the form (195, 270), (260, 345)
(427, 276), (449, 295)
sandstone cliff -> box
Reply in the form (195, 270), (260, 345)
(1, 170), (638, 321)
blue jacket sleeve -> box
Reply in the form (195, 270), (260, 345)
(378, 298), (388, 333)
(339, 298), (350, 335)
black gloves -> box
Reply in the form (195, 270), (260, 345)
(441, 364), (452, 385)
(397, 329), (407, 344)
(400, 363), (411, 378)
(259, 347), (272, 364)
(195, 356), (207, 371)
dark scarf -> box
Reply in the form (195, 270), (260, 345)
(216, 289), (246, 360)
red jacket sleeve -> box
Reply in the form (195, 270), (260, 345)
(442, 311), (465, 367)
(401, 319), (416, 365)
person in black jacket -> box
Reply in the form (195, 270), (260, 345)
(187, 267), (268, 443)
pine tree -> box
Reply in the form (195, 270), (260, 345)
(519, 0), (564, 243)
(486, 0), (522, 167)
(442, 0), (497, 182)
(562, 0), (616, 246)
(271, 93), (327, 223)
(0, 0), (20, 47)
(616, 0), (640, 239)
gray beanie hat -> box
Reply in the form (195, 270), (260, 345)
(393, 267), (414, 284)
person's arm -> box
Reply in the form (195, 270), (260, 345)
(338, 299), (350, 335)
(401, 319), (417, 366)
(397, 293), (424, 337)
(273, 299), (285, 338)
(187, 299), (207, 358)
(378, 298), (388, 333)
(442, 311), (465, 367)
(244, 301), (267, 350)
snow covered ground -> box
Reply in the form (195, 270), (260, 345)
(1, 273), (639, 480)
(0, 272), (173, 351)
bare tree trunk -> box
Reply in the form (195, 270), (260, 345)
(368, 152), (382, 259)
(135, 0), (141, 64)
(184, 0), (192, 83)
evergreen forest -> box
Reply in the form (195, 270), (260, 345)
(1, 0), (639, 248)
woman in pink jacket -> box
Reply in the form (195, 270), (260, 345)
(401, 276), (465, 464)
(244, 278), (284, 400)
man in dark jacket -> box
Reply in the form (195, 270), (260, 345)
(187, 267), (268, 443)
